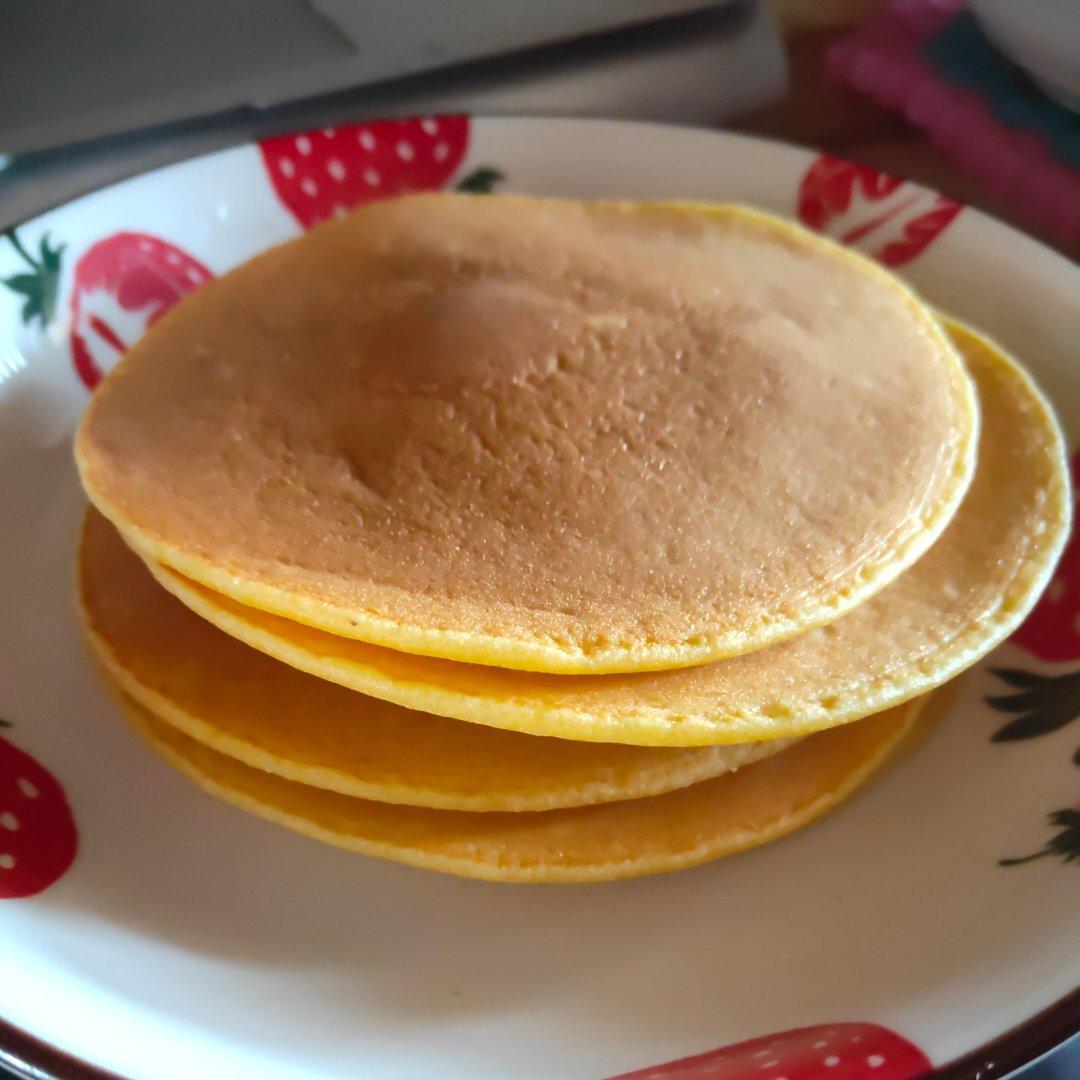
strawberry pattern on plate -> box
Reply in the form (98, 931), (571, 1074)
(609, 1023), (931, 1080)
(259, 116), (473, 229)
(0, 720), (77, 900)
(69, 233), (214, 390)
(797, 155), (962, 268)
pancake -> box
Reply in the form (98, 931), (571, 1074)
(76, 195), (977, 674)
(117, 692), (926, 883)
(136, 321), (1070, 746)
(78, 513), (791, 812)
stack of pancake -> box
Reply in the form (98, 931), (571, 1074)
(73, 195), (1070, 883)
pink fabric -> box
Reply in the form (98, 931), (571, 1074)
(829, 0), (1080, 241)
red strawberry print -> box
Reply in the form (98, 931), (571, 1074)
(1012, 449), (1080, 662)
(0, 721), (78, 899)
(259, 115), (472, 229)
(608, 1023), (931, 1080)
(798, 155), (962, 268)
(70, 232), (214, 390)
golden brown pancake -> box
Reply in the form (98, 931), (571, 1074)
(78, 512), (791, 811)
(77, 195), (976, 673)
(118, 691), (926, 883)
(135, 321), (1069, 745)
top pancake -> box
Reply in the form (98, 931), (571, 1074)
(134, 321), (1071, 745)
(76, 194), (977, 673)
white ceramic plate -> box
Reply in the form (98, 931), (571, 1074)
(0, 116), (1077, 1080)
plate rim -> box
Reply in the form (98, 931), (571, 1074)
(6, 114), (1079, 285)
(1, 991), (1076, 1080)
(1, 112), (1077, 1080)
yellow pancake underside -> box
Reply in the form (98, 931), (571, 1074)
(78, 512), (794, 811)
(129, 320), (1070, 746)
(77, 198), (978, 674)
(117, 691), (926, 883)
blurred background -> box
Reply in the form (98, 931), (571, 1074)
(1, 0), (1077, 257)
(0, 1), (1076, 1077)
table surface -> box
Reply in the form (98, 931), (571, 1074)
(735, 24), (1077, 262)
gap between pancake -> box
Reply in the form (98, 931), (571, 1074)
(116, 691), (928, 883)
(78, 517), (795, 812)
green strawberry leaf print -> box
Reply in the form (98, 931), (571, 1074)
(2, 227), (66, 328)
(987, 668), (1080, 738)
(987, 668), (1080, 867)
(1000, 808), (1080, 867)
(987, 667), (1080, 761)
(455, 166), (505, 194)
